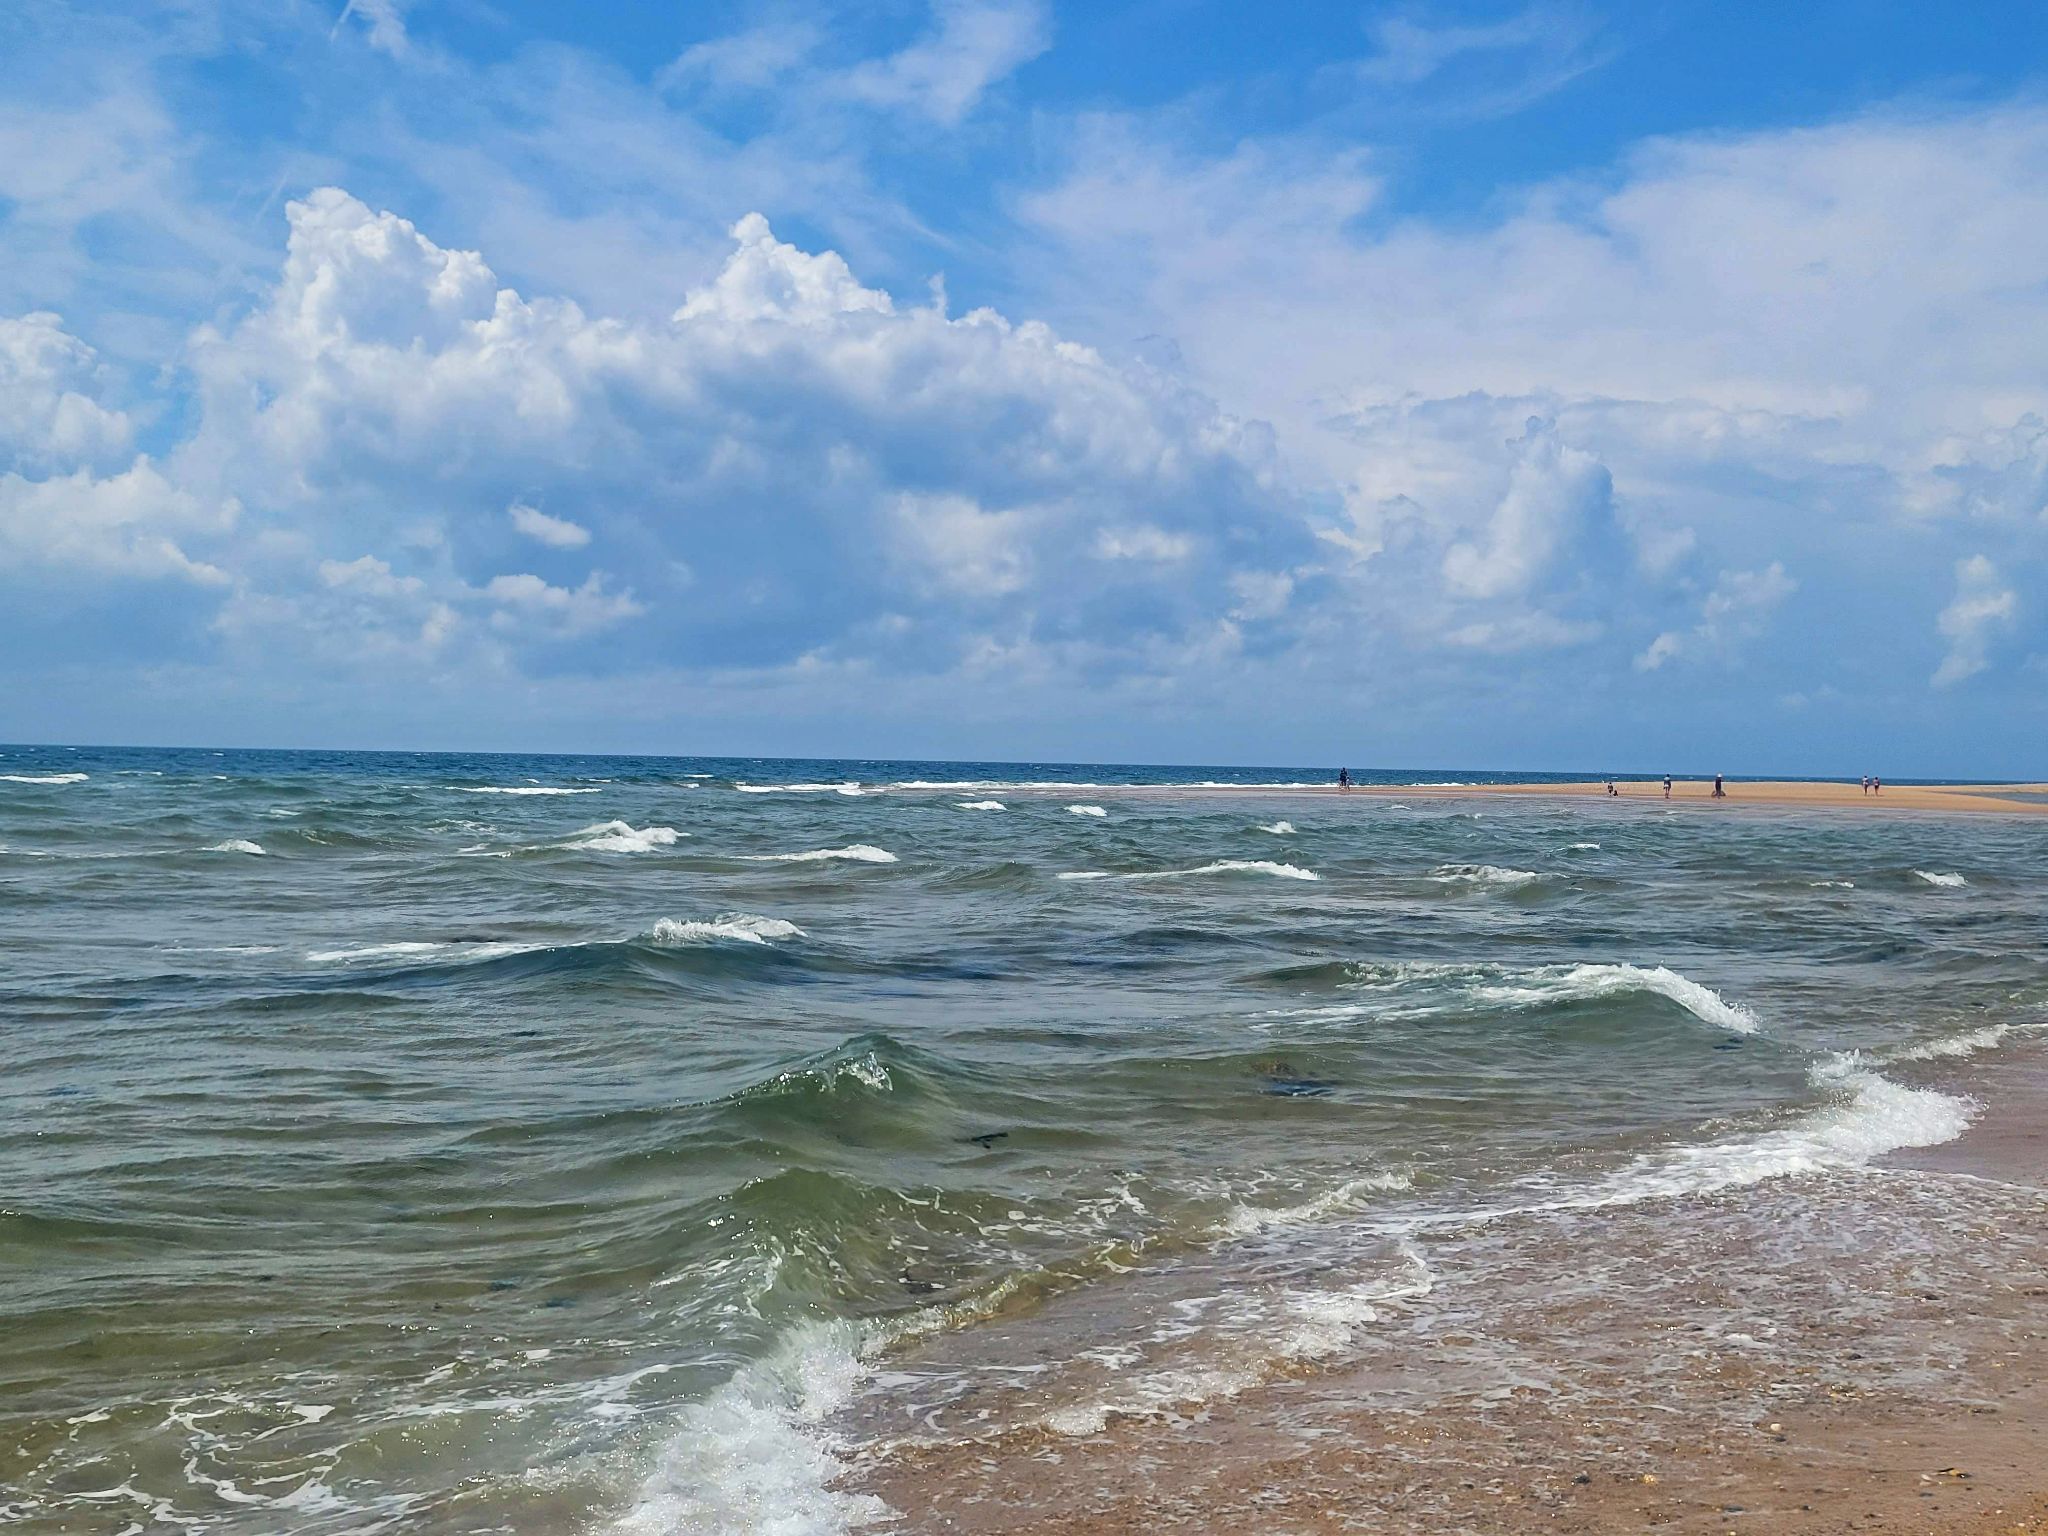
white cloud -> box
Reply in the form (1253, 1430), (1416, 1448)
(656, 21), (823, 97)
(841, 0), (1050, 125)
(0, 459), (230, 583)
(1636, 562), (1796, 671)
(508, 501), (591, 548)
(1442, 421), (1612, 599)
(173, 188), (1301, 672)
(1932, 555), (2015, 687)
(333, 0), (410, 58)
(0, 311), (132, 473)
(484, 572), (643, 636)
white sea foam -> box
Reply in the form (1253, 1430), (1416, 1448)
(1, 771), (88, 784)
(1058, 860), (1320, 883)
(612, 1321), (887, 1536)
(1809, 879), (1856, 889)
(742, 845), (899, 864)
(1258, 821), (1297, 835)
(1469, 963), (1761, 1033)
(1211, 1172), (1414, 1238)
(1914, 870), (1968, 887)
(1872, 1013), (2048, 1065)
(205, 839), (266, 855)
(1067, 804), (1108, 817)
(735, 782), (874, 796)
(560, 821), (684, 854)
(1432, 863), (1543, 887)
(955, 800), (1006, 811)
(650, 915), (806, 946)
(451, 785), (600, 796)
(1566, 841), (1600, 851)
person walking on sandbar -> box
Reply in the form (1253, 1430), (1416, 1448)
(1712, 773), (1726, 798)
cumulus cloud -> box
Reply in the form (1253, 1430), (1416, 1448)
(0, 460), (230, 583)
(164, 188), (1302, 681)
(1442, 420), (1613, 600)
(0, 312), (132, 472)
(1932, 555), (2016, 687)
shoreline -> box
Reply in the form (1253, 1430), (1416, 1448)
(849, 1042), (2048, 1535)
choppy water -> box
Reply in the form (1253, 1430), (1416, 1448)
(2, 745), (2043, 1533)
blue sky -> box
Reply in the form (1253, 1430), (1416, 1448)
(3, 1), (2047, 773)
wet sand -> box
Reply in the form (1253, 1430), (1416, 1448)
(850, 1045), (2048, 1535)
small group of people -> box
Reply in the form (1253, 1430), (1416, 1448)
(1859, 775), (1883, 795)
(1604, 774), (1708, 799)
(1336, 767), (1352, 790)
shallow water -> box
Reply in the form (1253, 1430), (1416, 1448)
(1, 745), (2042, 1533)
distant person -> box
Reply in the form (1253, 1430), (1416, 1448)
(1873, 777), (1881, 795)
(1605, 778), (1617, 797)
(1663, 775), (1672, 799)
(1337, 767), (1351, 790)
(1712, 773), (1726, 799)
(1859, 775), (1868, 795)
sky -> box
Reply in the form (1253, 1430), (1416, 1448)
(4, 0), (2048, 774)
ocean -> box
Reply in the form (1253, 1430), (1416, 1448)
(3, 745), (2043, 1533)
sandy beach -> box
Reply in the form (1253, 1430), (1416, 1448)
(1344, 780), (2048, 816)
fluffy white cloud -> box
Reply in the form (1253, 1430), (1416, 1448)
(1441, 422), (1613, 600)
(0, 312), (132, 472)
(170, 188), (1302, 678)
(0, 459), (230, 584)
(1933, 555), (2016, 687)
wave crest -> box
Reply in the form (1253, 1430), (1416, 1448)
(562, 821), (683, 853)
(742, 845), (898, 864)
(1469, 962), (1761, 1033)
(650, 914), (805, 946)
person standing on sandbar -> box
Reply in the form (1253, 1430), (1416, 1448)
(1712, 773), (1726, 798)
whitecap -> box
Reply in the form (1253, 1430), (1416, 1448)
(205, 839), (266, 856)
(1808, 879), (1856, 889)
(1, 771), (88, 784)
(1566, 841), (1600, 851)
(1059, 860), (1319, 883)
(1211, 1172), (1413, 1238)
(1257, 821), (1297, 835)
(1067, 804), (1108, 817)
(560, 821), (684, 854)
(1468, 962), (1761, 1033)
(741, 845), (899, 864)
(650, 915), (806, 946)
(734, 782), (873, 796)
(451, 785), (600, 796)
(1431, 863), (1542, 887)
(1914, 870), (1967, 888)
(955, 800), (1006, 811)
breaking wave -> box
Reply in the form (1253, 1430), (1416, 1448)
(742, 845), (899, 864)
(1467, 962), (1761, 1033)
(561, 821), (684, 854)
(1432, 863), (1543, 887)
(650, 915), (806, 946)
(451, 784), (600, 796)
(1258, 821), (1297, 835)
(1067, 804), (1107, 817)
(956, 800), (1006, 811)
(1914, 870), (1967, 888)
(205, 839), (266, 855)
(1, 772), (88, 784)
(1059, 860), (1320, 883)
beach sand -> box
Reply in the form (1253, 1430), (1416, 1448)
(1341, 779), (2048, 815)
(849, 1044), (2048, 1535)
